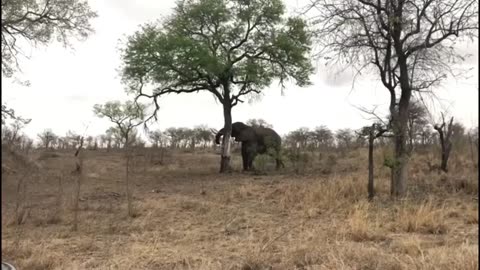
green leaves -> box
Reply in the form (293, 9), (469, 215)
(120, 0), (314, 106)
(93, 101), (147, 137)
(1, 0), (97, 77)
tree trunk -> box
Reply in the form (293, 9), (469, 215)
(390, 100), (410, 197)
(434, 117), (453, 173)
(124, 133), (133, 217)
(220, 101), (232, 173)
(439, 135), (451, 172)
(368, 130), (375, 200)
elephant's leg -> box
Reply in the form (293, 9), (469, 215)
(245, 143), (257, 171)
(271, 149), (285, 170)
(248, 152), (258, 171)
(241, 143), (249, 171)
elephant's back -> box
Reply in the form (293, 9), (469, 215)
(257, 128), (282, 149)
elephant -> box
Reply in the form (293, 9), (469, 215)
(215, 122), (285, 171)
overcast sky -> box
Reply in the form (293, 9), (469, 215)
(2, 0), (478, 140)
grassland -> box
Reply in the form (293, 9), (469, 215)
(1, 147), (478, 269)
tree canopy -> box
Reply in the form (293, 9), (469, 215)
(120, 0), (314, 114)
(93, 101), (147, 148)
(1, 0), (97, 78)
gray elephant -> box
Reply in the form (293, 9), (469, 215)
(215, 122), (285, 171)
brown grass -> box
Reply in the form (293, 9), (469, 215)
(1, 147), (478, 269)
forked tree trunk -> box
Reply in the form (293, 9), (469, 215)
(434, 116), (454, 173)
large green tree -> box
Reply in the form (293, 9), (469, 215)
(120, 0), (314, 172)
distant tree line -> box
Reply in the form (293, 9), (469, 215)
(2, 117), (477, 156)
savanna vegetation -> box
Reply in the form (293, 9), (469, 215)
(2, 0), (478, 269)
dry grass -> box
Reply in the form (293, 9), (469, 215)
(1, 147), (478, 269)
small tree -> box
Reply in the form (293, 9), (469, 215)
(65, 130), (82, 149)
(37, 129), (58, 149)
(1, 119), (30, 147)
(193, 125), (214, 149)
(335, 129), (354, 150)
(120, 0), (314, 173)
(148, 130), (164, 148)
(433, 113), (458, 172)
(311, 125), (334, 150)
(358, 123), (389, 199)
(93, 101), (147, 217)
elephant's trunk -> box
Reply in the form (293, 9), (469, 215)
(215, 128), (225, 144)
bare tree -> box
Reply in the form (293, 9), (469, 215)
(433, 114), (453, 172)
(308, 0), (478, 196)
(433, 113), (463, 172)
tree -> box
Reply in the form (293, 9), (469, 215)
(93, 101), (147, 217)
(148, 129), (165, 148)
(287, 128), (311, 149)
(358, 123), (389, 199)
(335, 128), (354, 149)
(93, 101), (147, 149)
(246, 119), (273, 129)
(433, 113), (464, 172)
(37, 129), (57, 149)
(165, 127), (180, 149)
(1, 119), (29, 147)
(311, 125), (334, 149)
(120, 0), (314, 173)
(433, 114), (454, 172)
(65, 130), (82, 149)
(1, 0), (97, 78)
(194, 125), (214, 148)
(309, 0), (478, 196)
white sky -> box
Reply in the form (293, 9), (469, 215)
(2, 0), (478, 140)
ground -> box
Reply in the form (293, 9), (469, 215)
(1, 147), (478, 269)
